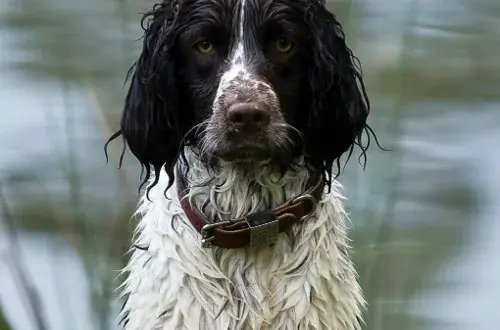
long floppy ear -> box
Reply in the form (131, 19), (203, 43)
(119, 1), (183, 190)
(305, 5), (373, 183)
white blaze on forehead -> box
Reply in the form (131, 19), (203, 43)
(232, 0), (246, 66)
(213, 0), (249, 107)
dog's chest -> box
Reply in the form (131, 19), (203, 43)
(120, 186), (364, 330)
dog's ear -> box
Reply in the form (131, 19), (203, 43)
(120, 2), (184, 190)
(304, 6), (371, 182)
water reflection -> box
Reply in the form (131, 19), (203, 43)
(0, 0), (498, 329)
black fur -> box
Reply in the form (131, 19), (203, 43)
(105, 0), (379, 191)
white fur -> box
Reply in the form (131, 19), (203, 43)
(119, 150), (366, 330)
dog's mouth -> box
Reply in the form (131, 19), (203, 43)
(198, 119), (297, 165)
(217, 140), (272, 162)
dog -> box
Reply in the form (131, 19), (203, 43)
(107, 0), (377, 329)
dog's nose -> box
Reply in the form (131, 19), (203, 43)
(226, 102), (270, 131)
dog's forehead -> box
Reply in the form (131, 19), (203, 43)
(180, 0), (283, 16)
(178, 0), (316, 34)
(180, 0), (323, 13)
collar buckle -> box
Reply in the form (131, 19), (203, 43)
(201, 220), (232, 248)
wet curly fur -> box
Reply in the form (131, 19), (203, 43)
(106, 0), (379, 329)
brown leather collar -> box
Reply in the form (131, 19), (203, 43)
(176, 170), (325, 249)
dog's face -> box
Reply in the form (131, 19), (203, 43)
(174, 0), (311, 163)
(115, 0), (373, 187)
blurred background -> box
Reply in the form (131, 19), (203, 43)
(0, 0), (499, 329)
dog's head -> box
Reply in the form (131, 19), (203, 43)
(111, 0), (375, 188)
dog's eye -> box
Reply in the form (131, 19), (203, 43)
(195, 40), (214, 54)
(275, 38), (293, 53)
